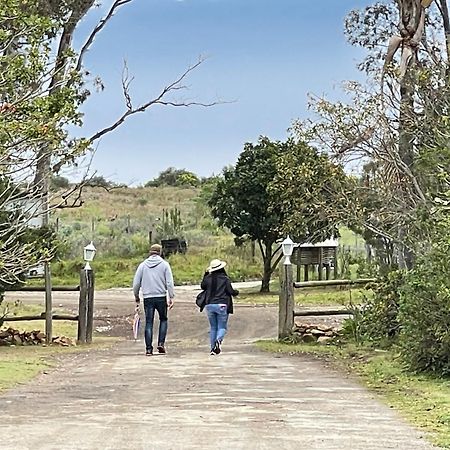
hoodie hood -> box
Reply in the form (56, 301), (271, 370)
(144, 255), (164, 268)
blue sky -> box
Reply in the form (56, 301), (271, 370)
(73, 0), (371, 185)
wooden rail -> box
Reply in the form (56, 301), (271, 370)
(4, 314), (79, 322)
(5, 286), (80, 292)
(294, 278), (376, 289)
(292, 278), (375, 318)
(294, 309), (352, 317)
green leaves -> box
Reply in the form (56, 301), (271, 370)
(209, 137), (352, 291)
(269, 139), (352, 243)
(211, 137), (351, 245)
(210, 137), (281, 243)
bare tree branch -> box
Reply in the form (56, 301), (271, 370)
(76, 0), (134, 73)
(88, 57), (227, 143)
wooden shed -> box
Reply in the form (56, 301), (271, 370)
(291, 239), (338, 281)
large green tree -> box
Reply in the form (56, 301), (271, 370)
(209, 137), (349, 292)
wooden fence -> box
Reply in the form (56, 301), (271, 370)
(278, 263), (375, 339)
(3, 269), (95, 344)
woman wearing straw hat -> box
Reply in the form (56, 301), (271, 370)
(200, 259), (239, 355)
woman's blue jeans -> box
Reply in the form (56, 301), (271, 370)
(144, 297), (168, 352)
(205, 304), (229, 350)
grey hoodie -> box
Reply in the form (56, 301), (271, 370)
(133, 255), (175, 300)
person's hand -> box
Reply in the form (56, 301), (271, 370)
(167, 298), (174, 310)
(135, 301), (141, 313)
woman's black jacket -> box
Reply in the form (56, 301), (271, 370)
(200, 272), (239, 314)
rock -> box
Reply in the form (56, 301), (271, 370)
(310, 329), (326, 337)
(52, 336), (75, 347)
(317, 336), (333, 345)
(301, 333), (317, 343)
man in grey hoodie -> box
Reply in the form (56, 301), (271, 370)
(133, 244), (175, 355)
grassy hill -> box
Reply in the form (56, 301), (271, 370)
(51, 186), (263, 288)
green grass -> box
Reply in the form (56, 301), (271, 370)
(49, 257), (142, 289)
(236, 283), (369, 306)
(0, 346), (52, 391)
(0, 302), (119, 393)
(48, 238), (264, 289)
(257, 341), (450, 448)
(0, 339), (118, 393)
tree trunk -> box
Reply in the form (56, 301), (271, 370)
(260, 241), (273, 293)
(438, 0), (450, 63)
(396, 0), (423, 269)
(33, 1), (94, 189)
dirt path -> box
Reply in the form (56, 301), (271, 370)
(0, 287), (438, 449)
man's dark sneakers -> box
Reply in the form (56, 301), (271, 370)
(157, 345), (166, 355)
(145, 350), (153, 356)
(212, 340), (221, 355)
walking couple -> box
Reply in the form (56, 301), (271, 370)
(133, 244), (239, 356)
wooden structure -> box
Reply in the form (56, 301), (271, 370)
(291, 239), (338, 282)
(161, 238), (187, 257)
(278, 262), (375, 339)
(3, 269), (95, 344)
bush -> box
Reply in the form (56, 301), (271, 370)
(50, 175), (69, 190)
(343, 271), (402, 346)
(399, 242), (450, 375)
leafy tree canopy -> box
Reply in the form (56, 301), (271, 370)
(145, 167), (200, 188)
(209, 137), (351, 291)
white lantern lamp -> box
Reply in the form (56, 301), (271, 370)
(282, 235), (294, 265)
(83, 241), (97, 270)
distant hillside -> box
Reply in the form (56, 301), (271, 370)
(55, 185), (200, 224)
(50, 185), (263, 288)
(52, 185), (218, 260)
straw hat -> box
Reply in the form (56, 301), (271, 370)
(207, 259), (227, 273)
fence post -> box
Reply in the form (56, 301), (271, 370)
(278, 262), (294, 340)
(86, 269), (95, 344)
(44, 261), (53, 345)
(334, 247), (338, 279)
(77, 270), (87, 344)
(318, 247), (324, 280)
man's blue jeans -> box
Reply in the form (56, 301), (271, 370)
(144, 297), (168, 352)
(205, 304), (229, 350)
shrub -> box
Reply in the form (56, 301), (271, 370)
(399, 242), (450, 375)
(50, 175), (69, 190)
(342, 271), (403, 346)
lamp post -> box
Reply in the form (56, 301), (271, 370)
(80, 241), (96, 344)
(282, 235), (295, 265)
(83, 241), (96, 271)
(279, 235), (295, 339)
